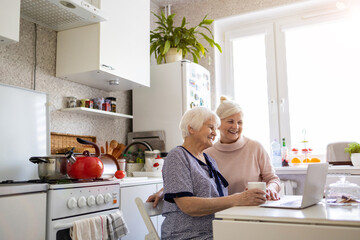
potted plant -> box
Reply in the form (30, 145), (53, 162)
(150, 11), (222, 64)
(345, 142), (360, 167)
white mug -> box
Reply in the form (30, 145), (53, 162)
(247, 182), (266, 195)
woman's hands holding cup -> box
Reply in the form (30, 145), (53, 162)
(231, 188), (266, 206)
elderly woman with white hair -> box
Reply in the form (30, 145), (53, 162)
(161, 106), (266, 240)
(204, 96), (281, 200)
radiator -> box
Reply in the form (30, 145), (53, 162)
(279, 180), (297, 196)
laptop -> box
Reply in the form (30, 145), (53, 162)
(261, 163), (329, 209)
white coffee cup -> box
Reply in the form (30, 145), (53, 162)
(247, 182), (266, 194)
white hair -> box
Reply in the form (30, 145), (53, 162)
(179, 107), (220, 139)
(216, 96), (244, 119)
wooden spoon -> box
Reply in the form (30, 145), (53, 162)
(112, 143), (126, 160)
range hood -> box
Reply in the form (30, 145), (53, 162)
(20, 0), (107, 31)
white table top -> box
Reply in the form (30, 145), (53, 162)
(275, 165), (360, 175)
(215, 201), (360, 227)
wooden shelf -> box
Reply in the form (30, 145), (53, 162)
(60, 107), (133, 119)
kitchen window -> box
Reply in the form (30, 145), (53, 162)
(215, 0), (360, 155)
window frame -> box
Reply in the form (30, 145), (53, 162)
(214, 0), (351, 149)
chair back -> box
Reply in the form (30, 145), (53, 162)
(135, 197), (163, 240)
(326, 142), (352, 164)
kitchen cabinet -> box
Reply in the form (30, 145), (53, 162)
(56, 0), (150, 91)
(120, 181), (163, 240)
(0, 184), (48, 240)
(0, 0), (20, 45)
(60, 107), (133, 119)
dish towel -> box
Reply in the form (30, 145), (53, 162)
(107, 210), (129, 240)
(70, 215), (108, 240)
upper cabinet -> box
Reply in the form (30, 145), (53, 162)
(56, 0), (150, 91)
(0, 0), (20, 45)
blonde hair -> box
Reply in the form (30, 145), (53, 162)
(216, 96), (244, 119)
(179, 106), (220, 139)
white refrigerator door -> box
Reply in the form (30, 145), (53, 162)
(182, 61), (211, 112)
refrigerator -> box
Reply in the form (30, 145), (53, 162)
(133, 60), (211, 152)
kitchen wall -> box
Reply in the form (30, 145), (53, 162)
(151, 0), (307, 109)
(0, 1), (161, 149)
(0, 1), (303, 149)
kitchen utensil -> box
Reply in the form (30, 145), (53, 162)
(29, 155), (69, 179)
(106, 141), (109, 154)
(66, 138), (104, 179)
(112, 143), (126, 160)
(99, 154), (119, 179)
(110, 140), (118, 149)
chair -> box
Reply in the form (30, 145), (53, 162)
(135, 197), (163, 240)
(326, 142), (352, 164)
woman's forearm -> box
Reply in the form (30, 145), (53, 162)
(174, 189), (266, 217)
(174, 196), (235, 217)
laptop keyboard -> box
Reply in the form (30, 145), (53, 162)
(280, 199), (302, 207)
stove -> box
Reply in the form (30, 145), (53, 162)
(1, 178), (120, 239)
(46, 179), (120, 239)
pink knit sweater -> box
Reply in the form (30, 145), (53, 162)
(204, 135), (280, 195)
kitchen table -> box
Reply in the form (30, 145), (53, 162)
(213, 201), (360, 240)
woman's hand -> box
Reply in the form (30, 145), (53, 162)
(232, 189), (266, 206)
(266, 186), (280, 200)
(146, 188), (164, 207)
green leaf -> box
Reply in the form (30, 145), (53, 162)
(181, 17), (186, 28)
(163, 40), (171, 55)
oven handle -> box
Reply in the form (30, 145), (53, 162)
(54, 222), (73, 230)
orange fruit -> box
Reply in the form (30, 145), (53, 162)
(291, 157), (301, 163)
(310, 158), (321, 163)
(303, 158), (310, 163)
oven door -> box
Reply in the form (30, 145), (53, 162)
(48, 208), (119, 240)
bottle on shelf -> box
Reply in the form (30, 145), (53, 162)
(136, 149), (145, 163)
(126, 151), (135, 163)
(281, 138), (289, 167)
(271, 139), (282, 167)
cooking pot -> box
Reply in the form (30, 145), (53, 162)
(66, 138), (104, 179)
(29, 155), (69, 180)
(30, 138), (104, 180)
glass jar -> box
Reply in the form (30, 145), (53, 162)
(102, 99), (111, 111)
(66, 96), (77, 108)
(325, 176), (360, 206)
(105, 97), (116, 113)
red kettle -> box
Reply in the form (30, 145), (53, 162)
(66, 138), (104, 179)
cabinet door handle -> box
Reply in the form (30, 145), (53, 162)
(101, 64), (115, 70)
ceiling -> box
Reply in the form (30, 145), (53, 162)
(151, 0), (190, 7)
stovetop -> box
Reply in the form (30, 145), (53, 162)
(1, 178), (110, 185)
(0, 178), (119, 190)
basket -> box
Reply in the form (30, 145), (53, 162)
(51, 132), (97, 154)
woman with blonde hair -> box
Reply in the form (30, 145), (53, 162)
(204, 96), (280, 199)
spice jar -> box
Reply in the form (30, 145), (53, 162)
(66, 96), (77, 108)
(85, 99), (93, 108)
(80, 99), (89, 107)
(105, 97), (116, 113)
(102, 99), (111, 111)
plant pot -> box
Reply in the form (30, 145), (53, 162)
(165, 48), (182, 63)
(351, 153), (360, 167)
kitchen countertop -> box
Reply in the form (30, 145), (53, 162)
(275, 165), (360, 175)
(114, 177), (163, 187)
(0, 183), (49, 196)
